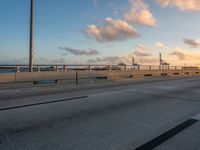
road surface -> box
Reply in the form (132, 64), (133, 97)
(0, 77), (200, 150)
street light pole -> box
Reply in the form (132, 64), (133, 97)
(29, 0), (34, 72)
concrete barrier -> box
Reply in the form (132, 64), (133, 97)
(0, 73), (16, 83)
(15, 72), (76, 83)
(0, 69), (200, 84)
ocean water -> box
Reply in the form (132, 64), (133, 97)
(0, 69), (16, 73)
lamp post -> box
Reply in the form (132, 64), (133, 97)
(29, 0), (34, 72)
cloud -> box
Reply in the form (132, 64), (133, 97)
(183, 38), (200, 48)
(84, 18), (139, 42)
(37, 57), (67, 64)
(93, 0), (98, 7)
(123, 53), (158, 64)
(124, 0), (156, 26)
(88, 55), (134, 65)
(134, 51), (151, 57)
(88, 56), (121, 64)
(131, 44), (159, 64)
(87, 47), (158, 65)
(137, 56), (158, 64)
(155, 42), (167, 49)
(134, 44), (152, 57)
(155, 0), (200, 11)
(169, 47), (200, 61)
(84, 0), (157, 43)
(59, 47), (100, 56)
(51, 58), (67, 64)
(170, 48), (187, 60)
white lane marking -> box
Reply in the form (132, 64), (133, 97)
(192, 113), (200, 121)
(90, 89), (129, 97)
(89, 91), (124, 97)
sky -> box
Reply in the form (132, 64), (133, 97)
(1, 0), (200, 66)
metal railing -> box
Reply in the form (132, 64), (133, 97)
(0, 64), (199, 73)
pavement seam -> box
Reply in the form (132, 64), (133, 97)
(0, 96), (88, 112)
(134, 113), (200, 150)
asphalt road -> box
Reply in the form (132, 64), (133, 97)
(0, 77), (200, 150)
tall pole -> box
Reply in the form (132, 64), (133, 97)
(29, 0), (34, 72)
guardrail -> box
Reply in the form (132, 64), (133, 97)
(0, 64), (198, 73)
(0, 64), (200, 85)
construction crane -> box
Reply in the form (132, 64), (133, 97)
(159, 53), (170, 66)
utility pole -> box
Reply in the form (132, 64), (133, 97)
(29, 0), (34, 72)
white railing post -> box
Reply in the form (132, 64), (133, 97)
(63, 65), (67, 72)
(159, 66), (161, 70)
(108, 65), (111, 70)
(88, 65), (91, 71)
(37, 65), (40, 72)
(124, 65), (127, 70)
(149, 66), (151, 71)
(16, 65), (20, 73)
(55, 65), (58, 72)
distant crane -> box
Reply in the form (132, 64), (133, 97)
(131, 57), (140, 70)
(159, 53), (162, 66)
(132, 57), (139, 66)
(159, 52), (169, 66)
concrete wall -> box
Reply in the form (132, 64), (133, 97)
(0, 73), (16, 83)
(0, 69), (200, 84)
(15, 72), (76, 82)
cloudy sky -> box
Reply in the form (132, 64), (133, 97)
(1, 0), (200, 66)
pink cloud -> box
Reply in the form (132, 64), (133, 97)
(155, 0), (200, 11)
(84, 18), (139, 42)
(124, 0), (156, 26)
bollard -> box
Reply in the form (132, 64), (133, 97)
(37, 65), (40, 72)
(108, 65), (111, 70)
(149, 66), (151, 71)
(88, 65), (91, 71)
(124, 65), (127, 71)
(16, 65), (20, 73)
(55, 66), (58, 72)
(63, 65), (67, 72)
